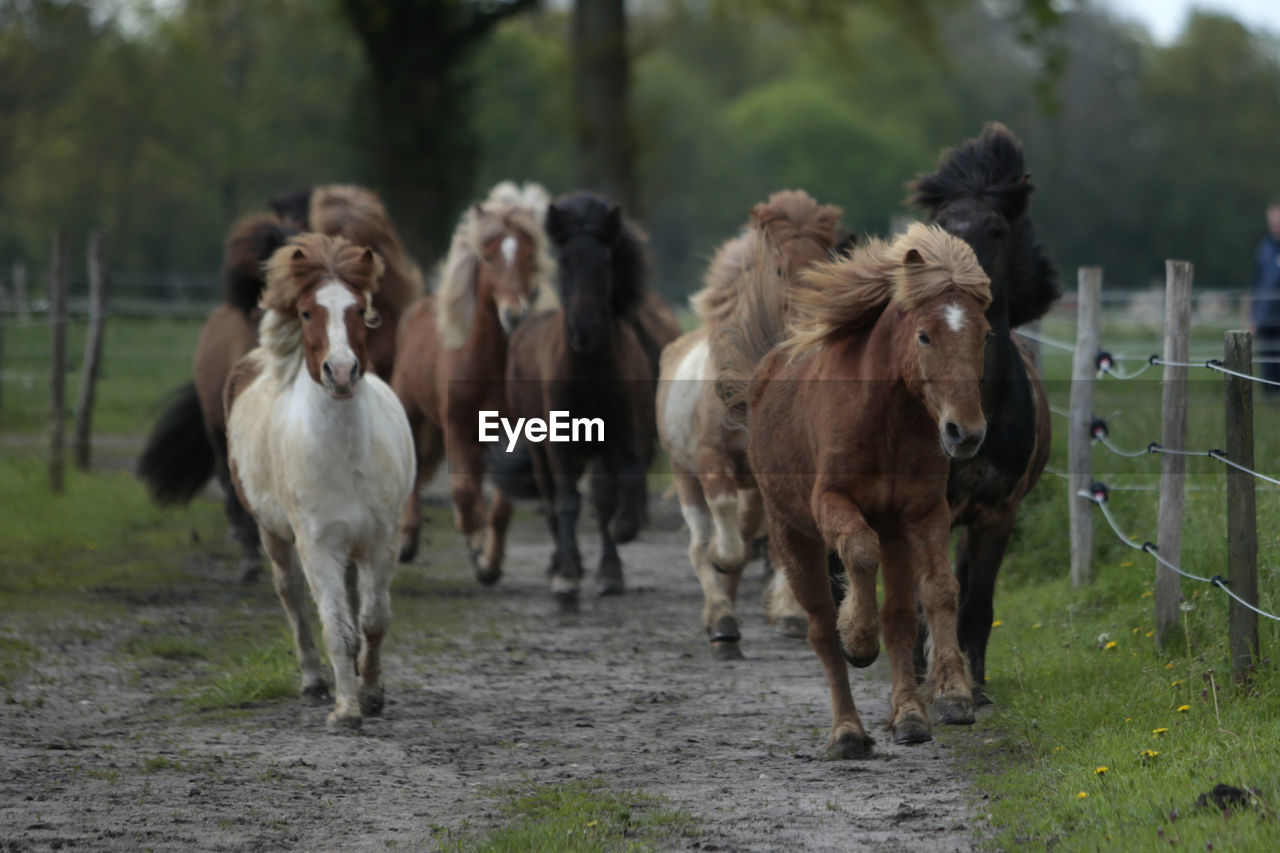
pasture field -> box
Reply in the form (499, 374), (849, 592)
(3, 312), (1280, 850)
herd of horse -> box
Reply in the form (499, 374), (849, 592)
(136, 123), (1060, 755)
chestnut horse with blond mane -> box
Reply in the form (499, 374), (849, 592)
(719, 223), (991, 758)
(226, 233), (414, 730)
(657, 189), (846, 659)
(391, 182), (558, 580)
(137, 186), (423, 583)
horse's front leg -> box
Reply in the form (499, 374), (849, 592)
(444, 422), (487, 560)
(813, 491), (881, 668)
(398, 414), (443, 565)
(215, 437), (262, 584)
(547, 446), (587, 611)
(675, 467), (741, 659)
(476, 487), (513, 588)
(590, 455), (624, 596)
(955, 504), (1018, 704)
(296, 540), (363, 729)
(354, 541), (396, 717)
(261, 528), (327, 701)
(909, 506), (974, 726)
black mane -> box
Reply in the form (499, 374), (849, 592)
(911, 123), (1061, 326)
(221, 215), (297, 316)
(546, 191), (649, 316)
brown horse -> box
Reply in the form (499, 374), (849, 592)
(506, 191), (656, 610)
(391, 182), (558, 580)
(719, 222), (991, 758)
(657, 190), (845, 659)
(137, 186), (423, 582)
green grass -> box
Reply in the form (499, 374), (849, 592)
(186, 635), (300, 711)
(436, 779), (696, 852)
(966, 327), (1280, 851)
(0, 316), (203, 434)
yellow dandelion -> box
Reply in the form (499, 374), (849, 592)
(1121, 561), (1134, 568)
(1033, 622), (1042, 629)
(991, 620), (1003, 627)
(1077, 791), (1089, 799)
(1177, 704), (1190, 713)
(1053, 746), (1064, 753)
(1140, 590), (1153, 598)
(1146, 631), (1155, 638)
(1124, 717), (1132, 723)
(587, 820), (598, 828)
(1104, 640), (1117, 650)
(1171, 680), (1184, 688)
(1095, 766), (1108, 775)
(1153, 727), (1168, 736)
(1132, 627), (1141, 635)
(1140, 749), (1159, 758)
(1164, 662), (1174, 670)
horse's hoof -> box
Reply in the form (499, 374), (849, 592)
(359, 686), (385, 717)
(238, 560), (262, 585)
(326, 711), (363, 731)
(553, 589), (579, 613)
(611, 516), (640, 544)
(825, 729), (874, 760)
(301, 681), (330, 704)
(841, 639), (879, 668)
(398, 539), (418, 565)
(775, 615), (808, 639)
(936, 696), (976, 726)
(708, 615), (741, 644)
(891, 714), (933, 745)
(470, 549), (501, 586)
(597, 578), (625, 597)
(709, 639), (744, 661)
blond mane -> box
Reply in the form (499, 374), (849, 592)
(691, 189), (844, 329)
(436, 181), (559, 349)
(784, 222), (991, 354)
(258, 233), (384, 380)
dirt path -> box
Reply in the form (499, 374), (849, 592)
(2, 486), (978, 852)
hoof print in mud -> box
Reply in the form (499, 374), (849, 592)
(935, 697), (975, 726)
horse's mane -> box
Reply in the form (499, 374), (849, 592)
(692, 189), (844, 329)
(221, 214), (297, 317)
(784, 222), (991, 355)
(436, 181), (559, 349)
(258, 233), (384, 378)
(546, 191), (650, 317)
(909, 122), (1060, 326)
(309, 184), (424, 316)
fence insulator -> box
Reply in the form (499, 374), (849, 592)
(1095, 350), (1113, 374)
(1090, 418), (1108, 441)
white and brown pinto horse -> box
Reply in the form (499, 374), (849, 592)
(657, 190), (846, 659)
(226, 234), (414, 730)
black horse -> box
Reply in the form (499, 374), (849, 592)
(911, 123), (1059, 701)
(504, 192), (655, 611)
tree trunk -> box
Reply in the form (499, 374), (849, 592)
(572, 0), (636, 213)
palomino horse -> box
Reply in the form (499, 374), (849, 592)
(911, 123), (1056, 700)
(137, 186), (423, 583)
(719, 223), (991, 758)
(506, 192), (656, 610)
(225, 233), (414, 730)
(657, 190), (845, 659)
(391, 182), (558, 580)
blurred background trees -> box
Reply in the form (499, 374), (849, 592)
(2, 0), (1279, 298)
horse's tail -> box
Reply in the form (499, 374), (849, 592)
(136, 382), (216, 505)
(713, 231), (787, 429)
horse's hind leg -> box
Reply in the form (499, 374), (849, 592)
(547, 448), (586, 611)
(675, 468), (741, 659)
(610, 451), (648, 544)
(590, 457), (624, 596)
(262, 529), (327, 701)
(475, 487), (512, 587)
(214, 433), (262, 584)
(297, 542), (363, 729)
(399, 417), (443, 564)
(354, 545), (396, 717)
(771, 522), (873, 759)
(956, 506), (1018, 704)
(814, 492), (881, 668)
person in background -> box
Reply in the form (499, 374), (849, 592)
(1249, 202), (1280, 390)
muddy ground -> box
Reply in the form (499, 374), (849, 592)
(2, 474), (986, 852)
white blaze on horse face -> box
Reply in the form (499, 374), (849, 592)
(944, 302), (967, 333)
(316, 281), (359, 391)
(501, 235), (517, 267)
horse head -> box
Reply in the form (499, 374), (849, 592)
(547, 192), (639, 354)
(895, 226), (993, 459)
(478, 217), (543, 335)
(750, 190), (845, 281)
(263, 234), (383, 400)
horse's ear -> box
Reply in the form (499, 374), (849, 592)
(903, 248), (925, 267)
(748, 202), (769, 225)
(604, 204), (622, 239)
(292, 247), (306, 260)
(361, 247), (375, 265)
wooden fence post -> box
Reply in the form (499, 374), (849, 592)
(74, 231), (110, 470)
(49, 231), (70, 493)
(1155, 260), (1192, 647)
(1069, 267), (1101, 585)
(13, 260), (29, 322)
(1224, 330), (1259, 679)
(0, 277), (7, 411)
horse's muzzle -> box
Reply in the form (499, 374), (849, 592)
(322, 359), (361, 399)
(941, 420), (985, 459)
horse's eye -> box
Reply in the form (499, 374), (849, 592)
(484, 253), (496, 264)
(301, 310), (311, 321)
(917, 331), (932, 346)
